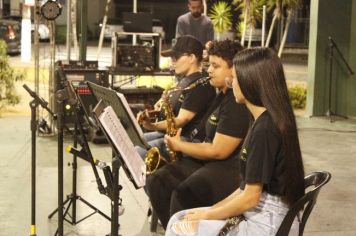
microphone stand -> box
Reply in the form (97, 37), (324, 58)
(55, 85), (66, 236)
(326, 36), (354, 122)
(23, 84), (57, 236)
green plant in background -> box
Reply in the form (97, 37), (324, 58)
(264, 0), (301, 56)
(235, 21), (245, 38)
(265, 0), (282, 48)
(209, 1), (233, 40)
(277, 0), (301, 57)
(0, 40), (23, 114)
(288, 85), (306, 109)
(233, 0), (250, 45)
(233, 0), (267, 47)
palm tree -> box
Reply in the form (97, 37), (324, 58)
(233, 0), (250, 46)
(265, 0), (282, 48)
(264, 0), (300, 56)
(247, 0), (266, 47)
(234, 0), (266, 47)
(209, 1), (233, 40)
(278, 0), (300, 57)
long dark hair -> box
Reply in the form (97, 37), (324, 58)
(233, 47), (305, 206)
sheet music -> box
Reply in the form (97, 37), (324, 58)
(116, 92), (145, 138)
(99, 105), (146, 188)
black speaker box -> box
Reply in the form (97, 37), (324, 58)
(52, 61), (109, 127)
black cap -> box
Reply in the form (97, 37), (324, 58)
(161, 35), (203, 58)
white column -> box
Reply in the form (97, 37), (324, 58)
(21, 3), (32, 62)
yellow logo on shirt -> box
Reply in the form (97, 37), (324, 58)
(240, 148), (247, 161)
(208, 114), (218, 126)
(178, 94), (185, 103)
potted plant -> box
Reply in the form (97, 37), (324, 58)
(209, 1), (233, 40)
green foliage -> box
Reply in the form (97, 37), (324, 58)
(266, 0), (301, 20)
(288, 85), (306, 109)
(0, 40), (23, 113)
(232, 0), (267, 39)
(209, 1), (233, 33)
(235, 21), (245, 37)
(248, 0), (267, 27)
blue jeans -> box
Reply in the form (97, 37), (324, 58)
(135, 131), (167, 160)
(165, 193), (300, 236)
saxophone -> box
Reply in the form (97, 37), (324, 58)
(144, 77), (211, 174)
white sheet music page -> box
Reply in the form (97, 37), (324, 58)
(116, 92), (145, 138)
(99, 105), (146, 188)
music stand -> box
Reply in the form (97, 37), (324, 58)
(92, 100), (146, 189)
(88, 82), (149, 150)
(48, 69), (110, 236)
(326, 36), (355, 122)
(88, 82), (148, 236)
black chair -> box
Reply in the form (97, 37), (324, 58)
(276, 171), (332, 236)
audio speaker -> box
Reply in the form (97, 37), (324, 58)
(52, 61), (109, 127)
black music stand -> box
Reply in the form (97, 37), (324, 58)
(47, 100), (111, 228)
(88, 82), (149, 149)
(88, 82), (148, 236)
(48, 71), (110, 236)
(326, 36), (355, 122)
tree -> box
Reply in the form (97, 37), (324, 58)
(247, 0), (266, 47)
(278, 0), (300, 57)
(234, 0), (266, 47)
(0, 41), (23, 115)
(264, 0), (300, 56)
(209, 1), (233, 40)
(265, 0), (282, 48)
(233, 0), (250, 46)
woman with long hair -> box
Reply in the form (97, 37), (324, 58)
(164, 47), (305, 236)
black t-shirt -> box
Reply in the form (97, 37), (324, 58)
(204, 89), (250, 159)
(168, 72), (216, 139)
(239, 111), (286, 196)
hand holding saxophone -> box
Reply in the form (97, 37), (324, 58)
(137, 110), (160, 126)
(164, 128), (183, 152)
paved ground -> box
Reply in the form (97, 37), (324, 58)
(1, 115), (356, 236)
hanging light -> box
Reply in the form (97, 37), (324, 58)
(40, 0), (62, 21)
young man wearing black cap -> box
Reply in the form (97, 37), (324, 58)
(136, 35), (216, 161)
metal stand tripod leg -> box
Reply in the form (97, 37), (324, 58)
(48, 122), (110, 229)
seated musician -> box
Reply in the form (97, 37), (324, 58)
(165, 47), (305, 236)
(136, 35), (216, 159)
(146, 40), (250, 229)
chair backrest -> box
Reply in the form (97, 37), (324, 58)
(275, 171), (331, 236)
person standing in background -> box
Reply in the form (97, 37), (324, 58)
(176, 0), (214, 46)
